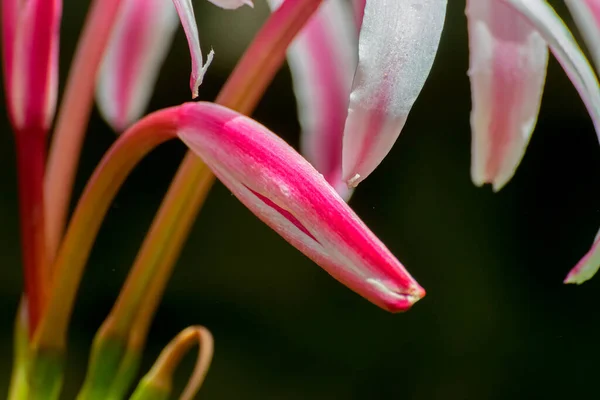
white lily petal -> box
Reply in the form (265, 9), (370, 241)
(467, 0), (548, 190)
(342, 0), (447, 187)
(267, 0), (358, 199)
(565, 0), (600, 71)
(500, 0), (600, 140)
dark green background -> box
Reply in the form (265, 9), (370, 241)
(1, 0), (599, 398)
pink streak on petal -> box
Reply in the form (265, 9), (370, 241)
(564, 229), (600, 284)
(2, 0), (62, 131)
(467, 0), (548, 190)
(97, 0), (179, 132)
(246, 186), (320, 243)
(177, 102), (425, 312)
(342, 0), (447, 187)
(586, 0), (600, 19)
(268, 0), (357, 199)
(25, 0), (62, 130)
(114, 1), (152, 131)
(353, 0), (366, 27)
(2, 0), (18, 124)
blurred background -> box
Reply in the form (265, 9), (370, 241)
(1, 0), (599, 398)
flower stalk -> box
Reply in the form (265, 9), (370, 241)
(14, 130), (48, 333)
(45, 0), (124, 263)
(129, 326), (214, 400)
(81, 1), (325, 395)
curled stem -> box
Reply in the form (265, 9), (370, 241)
(130, 326), (214, 400)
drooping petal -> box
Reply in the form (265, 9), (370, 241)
(499, 0), (600, 140)
(2, 0), (62, 132)
(267, 0), (358, 199)
(341, 0), (447, 188)
(96, 0), (180, 132)
(564, 229), (600, 284)
(565, 0), (600, 71)
(172, 0), (252, 98)
(466, 0), (548, 190)
(172, 0), (213, 98)
(499, 0), (600, 282)
(177, 102), (425, 312)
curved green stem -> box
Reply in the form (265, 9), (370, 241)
(34, 108), (180, 353)
(45, 0), (124, 264)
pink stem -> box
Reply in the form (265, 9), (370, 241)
(44, 0), (123, 264)
(15, 129), (47, 335)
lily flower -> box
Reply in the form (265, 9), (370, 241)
(177, 102), (425, 311)
(2, 0), (62, 132)
(318, 0), (600, 282)
(266, 0), (358, 199)
(96, 0), (253, 132)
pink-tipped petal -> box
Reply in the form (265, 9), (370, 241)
(177, 102), (425, 312)
(564, 229), (600, 284)
(2, 0), (62, 131)
(565, 0), (600, 71)
(466, 0), (548, 190)
(341, 0), (447, 188)
(267, 0), (358, 199)
(97, 0), (179, 132)
(500, 0), (600, 141)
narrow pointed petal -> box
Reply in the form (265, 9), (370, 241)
(2, 0), (62, 131)
(564, 229), (600, 284)
(96, 0), (179, 132)
(466, 0), (548, 190)
(564, 231), (600, 285)
(177, 102), (425, 312)
(173, 0), (251, 98)
(172, 0), (213, 98)
(267, 0), (358, 199)
(341, 0), (447, 187)
(500, 0), (600, 140)
(565, 0), (600, 71)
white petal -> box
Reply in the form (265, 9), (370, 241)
(342, 0), (447, 187)
(565, 0), (600, 71)
(467, 0), (548, 190)
(267, 0), (358, 199)
(501, 0), (600, 141)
